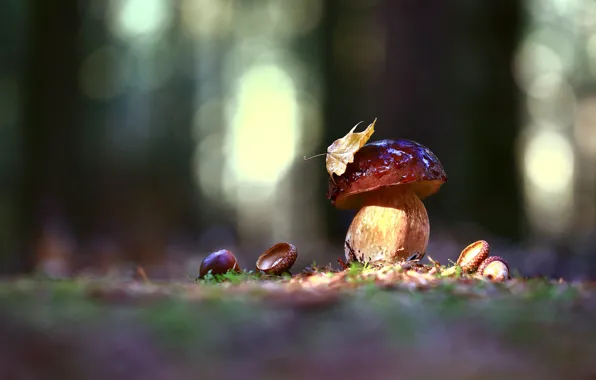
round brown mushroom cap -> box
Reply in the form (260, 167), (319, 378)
(327, 139), (447, 209)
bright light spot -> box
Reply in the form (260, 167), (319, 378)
(524, 130), (574, 193)
(517, 0), (587, 238)
(514, 41), (564, 91)
(110, 0), (172, 41)
(527, 73), (563, 100)
(527, 0), (556, 23)
(223, 65), (299, 202)
(551, 0), (580, 16)
(587, 33), (596, 58)
(180, 0), (234, 39)
(519, 127), (575, 237)
(577, 1), (596, 29)
(530, 28), (576, 67)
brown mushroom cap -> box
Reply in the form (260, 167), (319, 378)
(327, 139), (447, 209)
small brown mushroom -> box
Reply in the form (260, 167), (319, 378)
(256, 242), (297, 275)
(477, 256), (510, 282)
(198, 249), (241, 279)
(456, 240), (490, 273)
(327, 139), (447, 264)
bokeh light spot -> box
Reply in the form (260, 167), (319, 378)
(514, 41), (563, 91)
(110, 0), (172, 41)
(223, 64), (299, 202)
(524, 130), (574, 193)
(180, 0), (234, 39)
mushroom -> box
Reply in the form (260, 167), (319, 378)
(198, 249), (241, 279)
(327, 139), (447, 264)
(256, 242), (298, 275)
(457, 240), (490, 273)
(477, 256), (510, 282)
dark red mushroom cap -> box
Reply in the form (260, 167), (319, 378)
(327, 139), (447, 209)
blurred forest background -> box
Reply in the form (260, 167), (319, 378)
(1, 0), (595, 280)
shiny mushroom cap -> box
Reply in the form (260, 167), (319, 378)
(327, 139), (447, 209)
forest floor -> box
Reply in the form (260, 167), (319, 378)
(1, 262), (596, 380)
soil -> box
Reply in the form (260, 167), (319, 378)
(1, 265), (596, 380)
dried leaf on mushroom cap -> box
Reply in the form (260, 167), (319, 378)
(325, 119), (376, 180)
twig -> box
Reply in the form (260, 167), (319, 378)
(135, 266), (150, 284)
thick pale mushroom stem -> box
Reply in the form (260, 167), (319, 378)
(344, 186), (429, 264)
